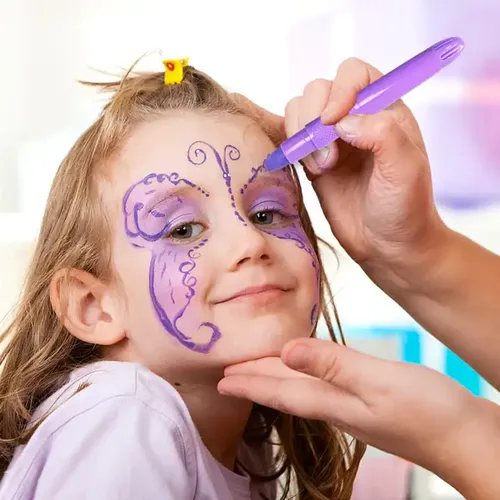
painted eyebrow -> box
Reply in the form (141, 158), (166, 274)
(142, 183), (210, 216)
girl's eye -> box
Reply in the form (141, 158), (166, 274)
(169, 222), (204, 240)
(251, 210), (284, 226)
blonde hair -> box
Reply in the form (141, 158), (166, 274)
(0, 63), (365, 498)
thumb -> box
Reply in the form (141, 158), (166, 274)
(282, 338), (378, 394)
(334, 111), (426, 176)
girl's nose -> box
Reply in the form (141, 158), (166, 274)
(222, 221), (273, 272)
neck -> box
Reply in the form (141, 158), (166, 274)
(176, 379), (253, 470)
(105, 342), (254, 470)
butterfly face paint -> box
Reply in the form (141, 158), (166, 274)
(123, 139), (320, 354)
(123, 172), (221, 354)
(122, 141), (257, 353)
(186, 141), (246, 223)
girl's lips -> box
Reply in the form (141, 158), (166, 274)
(215, 284), (290, 305)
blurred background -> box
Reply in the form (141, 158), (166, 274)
(0, 0), (498, 498)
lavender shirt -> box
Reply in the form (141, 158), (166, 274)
(0, 361), (276, 499)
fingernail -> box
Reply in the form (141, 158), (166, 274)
(285, 344), (312, 371)
(311, 146), (331, 168)
(217, 381), (230, 396)
(335, 115), (360, 137)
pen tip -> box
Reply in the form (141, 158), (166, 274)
(263, 147), (289, 172)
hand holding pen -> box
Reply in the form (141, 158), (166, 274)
(234, 39), (464, 310)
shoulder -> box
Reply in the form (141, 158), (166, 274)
(1, 362), (198, 500)
(34, 361), (197, 452)
(33, 360), (194, 438)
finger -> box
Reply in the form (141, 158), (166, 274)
(334, 110), (428, 182)
(281, 338), (382, 395)
(284, 96), (301, 138)
(217, 374), (366, 427)
(299, 79), (340, 176)
(301, 79), (332, 121)
(321, 58), (384, 124)
(231, 93), (286, 144)
(224, 356), (313, 380)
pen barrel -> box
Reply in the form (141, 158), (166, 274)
(284, 41), (453, 163)
(266, 37), (463, 171)
(282, 45), (447, 164)
(354, 47), (446, 114)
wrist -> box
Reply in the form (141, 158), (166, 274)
(361, 220), (457, 295)
(431, 398), (500, 499)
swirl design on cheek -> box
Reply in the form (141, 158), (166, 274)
(123, 172), (221, 354)
(149, 240), (220, 353)
(187, 141), (246, 224)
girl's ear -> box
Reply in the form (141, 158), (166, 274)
(49, 269), (126, 346)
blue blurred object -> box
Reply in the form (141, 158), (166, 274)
(445, 348), (482, 396)
(345, 325), (482, 396)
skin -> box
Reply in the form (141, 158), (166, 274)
(219, 56), (500, 497)
(52, 110), (319, 470)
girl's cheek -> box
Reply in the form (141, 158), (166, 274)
(264, 222), (320, 326)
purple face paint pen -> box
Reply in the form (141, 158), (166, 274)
(263, 36), (465, 171)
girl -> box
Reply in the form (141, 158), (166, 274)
(0, 62), (365, 499)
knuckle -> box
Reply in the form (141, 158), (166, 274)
(384, 114), (411, 151)
(343, 56), (364, 67)
(303, 78), (331, 96)
(373, 113), (398, 140)
(334, 58), (372, 100)
(338, 57), (365, 74)
(319, 351), (343, 384)
(266, 395), (287, 413)
(285, 96), (301, 116)
(391, 108), (411, 129)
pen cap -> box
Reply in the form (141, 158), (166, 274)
(353, 36), (464, 114)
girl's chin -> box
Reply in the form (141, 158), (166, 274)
(216, 335), (309, 367)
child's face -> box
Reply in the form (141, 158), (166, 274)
(110, 111), (320, 371)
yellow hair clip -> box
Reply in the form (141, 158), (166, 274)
(162, 58), (189, 85)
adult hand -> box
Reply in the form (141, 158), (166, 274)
(219, 337), (472, 467)
(218, 337), (500, 500)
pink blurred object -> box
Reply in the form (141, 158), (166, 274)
(347, 1), (500, 209)
(351, 456), (413, 500)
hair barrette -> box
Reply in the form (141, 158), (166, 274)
(162, 58), (189, 85)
